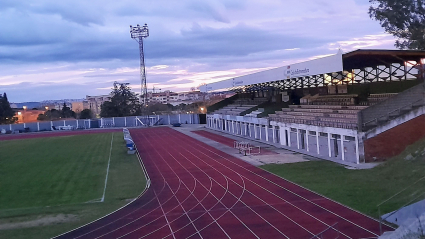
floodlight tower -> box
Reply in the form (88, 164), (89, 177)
(130, 23), (149, 112)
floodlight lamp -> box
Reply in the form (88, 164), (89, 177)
(130, 23), (149, 39)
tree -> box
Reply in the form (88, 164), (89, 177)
(369, 0), (425, 50)
(79, 109), (93, 119)
(100, 82), (141, 117)
(61, 102), (76, 118)
(0, 92), (17, 124)
(37, 104), (76, 121)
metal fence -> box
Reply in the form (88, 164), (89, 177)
(0, 114), (201, 133)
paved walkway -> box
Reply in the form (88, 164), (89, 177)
(174, 125), (381, 169)
(173, 125), (311, 166)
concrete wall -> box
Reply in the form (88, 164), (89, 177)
(364, 115), (425, 162)
(208, 114), (360, 164)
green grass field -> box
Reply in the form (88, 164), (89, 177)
(261, 137), (425, 219)
(0, 132), (146, 239)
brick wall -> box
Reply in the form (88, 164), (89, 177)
(364, 115), (425, 162)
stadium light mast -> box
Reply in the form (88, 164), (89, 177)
(130, 23), (149, 115)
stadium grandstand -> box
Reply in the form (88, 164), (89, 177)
(201, 49), (425, 164)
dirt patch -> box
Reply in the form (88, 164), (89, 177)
(0, 214), (78, 230)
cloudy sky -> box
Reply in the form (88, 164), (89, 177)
(0, 0), (395, 103)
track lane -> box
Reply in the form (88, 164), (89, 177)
(53, 127), (392, 239)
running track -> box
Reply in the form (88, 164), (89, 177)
(51, 127), (391, 239)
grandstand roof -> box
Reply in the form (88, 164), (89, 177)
(343, 49), (425, 70)
(200, 49), (425, 93)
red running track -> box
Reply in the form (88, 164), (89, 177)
(56, 127), (392, 239)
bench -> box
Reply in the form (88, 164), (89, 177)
(52, 125), (74, 131)
(123, 128), (136, 154)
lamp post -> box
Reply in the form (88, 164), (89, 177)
(22, 106), (27, 123)
(130, 24), (149, 120)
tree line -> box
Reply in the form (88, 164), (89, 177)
(37, 103), (93, 121)
(0, 93), (16, 124)
(99, 82), (206, 118)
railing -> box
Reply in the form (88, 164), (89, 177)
(377, 175), (425, 235)
(269, 117), (358, 130)
(361, 98), (425, 130)
(358, 82), (425, 131)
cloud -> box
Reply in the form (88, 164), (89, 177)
(0, 0), (397, 102)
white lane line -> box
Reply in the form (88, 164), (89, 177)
(108, 130), (204, 239)
(178, 133), (349, 236)
(96, 147), (188, 237)
(138, 130), (223, 239)
(160, 152), (231, 239)
(177, 131), (375, 237)
(130, 128), (235, 239)
(168, 131), (330, 236)
(106, 126), (234, 239)
(164, 129), (289, 239)
(204, 129), (393, 229)
(153, 188), (177, 239)
(101, 133), (114, 203)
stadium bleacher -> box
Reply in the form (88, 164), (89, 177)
(269, 104), (363, 130)
(211, 98), (268, 116)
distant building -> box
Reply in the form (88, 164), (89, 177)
(86, 94), (112, 117)
(147, 90), (205, 105)
(72, 101), (89, 114)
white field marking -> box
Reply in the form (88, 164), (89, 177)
(90, 148), (184, 238)
(101, 133), (114, 203)
(208, 127), (395, 230)
(163, 131), (295, 238)
(83, 158), (169, 239)
(173, 130), (378, 238)
(52, 131), (151, 239)
(62, 131), (171, 239)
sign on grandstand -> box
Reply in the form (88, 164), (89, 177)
(284, 50), (343, 79)
(200, 50), (343, 92)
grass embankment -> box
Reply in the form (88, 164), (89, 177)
(261, 137), (425, 218)
(0, 132), (146, 239)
